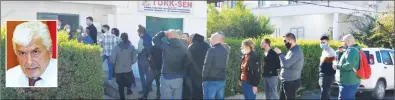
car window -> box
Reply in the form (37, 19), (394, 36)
(376, 51), (382, 63)
(363, 51), (371, 64)
(380, 51), (393, 65)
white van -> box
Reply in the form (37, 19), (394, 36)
(332, 48), (394, 99)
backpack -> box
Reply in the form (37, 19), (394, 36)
(351, 48), (372, 79)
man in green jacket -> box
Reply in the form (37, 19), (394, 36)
(335, 34), (361, 100)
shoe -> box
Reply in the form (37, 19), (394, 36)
(138, 97), (147, 100)
(127, 90), (133, 95)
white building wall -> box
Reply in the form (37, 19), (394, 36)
(114, 1), (208, 47)
(1, 1), (115, 29)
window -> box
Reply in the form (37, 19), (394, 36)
(363, 51), (371, 64)
(288, 0), (297, 4)
(290, 27), (305, 39)
(380, 51), (393, 65)
(376, 51), (382, 63)
(258, 0), (266, 8)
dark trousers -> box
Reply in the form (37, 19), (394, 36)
(319, 75), (335, 100)
(138, 56), (149, 92)
(191, 77), (203, 99)
(116, 71), (133, 100)
(143, 68), (161, 98)
(182, 75), (192, 99)
(280, 79), (301, 100)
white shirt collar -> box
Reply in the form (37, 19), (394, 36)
(6, 58), (58, 87)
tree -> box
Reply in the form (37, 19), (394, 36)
(373, 10), (394, 48)
(207, 1), (274, 38)
(346, 13), (377, 47)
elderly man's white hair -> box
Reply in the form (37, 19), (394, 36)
(211, 32), (224, 40)
(13, 21), (52, 53)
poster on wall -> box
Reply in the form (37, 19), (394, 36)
(138, 1), (193, 14)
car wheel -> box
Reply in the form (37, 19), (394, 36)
(372, 80), (386, 99)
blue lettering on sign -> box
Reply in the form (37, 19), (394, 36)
(143, 6), (190, 13)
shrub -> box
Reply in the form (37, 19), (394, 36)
(0, 26), (103, 99)
(224, 36), (366, 96)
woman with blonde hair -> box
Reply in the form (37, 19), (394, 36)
(239, 38), (261, 99)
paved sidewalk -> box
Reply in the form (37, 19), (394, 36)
(103, 61), (159, 99)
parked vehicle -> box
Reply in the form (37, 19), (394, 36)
(332, 48), (394, 99)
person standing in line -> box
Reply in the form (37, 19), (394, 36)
(57, 20), (62, 31)
(239, 38), (261, 99)
(79, 28), (94, 45)
(138, 44), (163, 100)
(336, 46), (344, 61)
(76, 26), (84, 40)
(64, 24), (74, 40)
(202, 32), (230, 100)
(137, 25), (152, 94)
(260, 38), (281, 100)
(274, 33), (304, 100)
(111, 33), (136, 100)
(86, 16), (98, 44)
(98, 24), (120, 83)
(181, 33), (190, 47)
(111, 28), (120, 37)
(153, 29), (192, 99)
(318, 36), (337, 100)
(181, 32), (192, 99)
(187, 33), (210, 99)
(334, 34), (361, 100)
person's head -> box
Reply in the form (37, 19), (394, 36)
(102, 25), (110, 33)
(120, 32), (129, 44)
(341, 34), (356, 49)
(83, 27), (90, 37)
(283, 33), (297, 49)
(86, 16), (93, 26)
(64, 24), (71, 33)
(12, 21), (53, 79)
(165, 29), (181, 39)
(77, 26), (83, 33)
(320, 36), (330, 50)
(261, 38), (271, 52)
(111, 28), (120, 37)
(338, 46), (344, 52)
(57, 20), (62, 30)
(190, 33), (196, 41)
(209, 32), (224, 46)
(137, 25), (146, 37)
(241, 38), (254, 54)
(182, 33), (189, 41)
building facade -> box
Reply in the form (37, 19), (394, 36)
(1, 1), (208, 46)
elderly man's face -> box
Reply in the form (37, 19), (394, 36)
(15, 37), (51, 78)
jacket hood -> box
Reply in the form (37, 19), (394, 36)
(192, 34), (205, 42)
(350, 44), (361, 50)
(118, 40), (131, 49)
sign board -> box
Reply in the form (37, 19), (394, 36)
(138, 1), (193, 14)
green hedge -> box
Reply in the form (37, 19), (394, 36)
(224, 36), (366, 97)
(0, 27), (104, 99)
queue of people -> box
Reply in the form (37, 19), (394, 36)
(63, 16), (362, 100)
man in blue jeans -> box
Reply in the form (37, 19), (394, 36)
(98, 25), (119, 83)
(152, 29), (192, 99)
(137, 25), (152, 94)
(202, 32), (230, 99)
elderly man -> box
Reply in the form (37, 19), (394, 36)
(334, 34), (361, 99)
(152, 29), (193, 99)
(6, 21), (57, 87)
(202, 32), (230, 99)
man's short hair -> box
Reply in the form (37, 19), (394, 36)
(284, 32), (296, 42)
(86, 16), (93, 21)
(102, 25), (110, 30)
(264, 38), (271, 46)
(13, 21), (52, 53)
(320, 36), (330, 41)
(183, 33), (189, 37)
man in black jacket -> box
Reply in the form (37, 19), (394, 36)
(202, 33), (230, 99)
(152, 29), (192, 99)
(260, 38), (281, 99)
(139, 45), (162, 100)
(186, 33), (210, 99)
(86, 16), (97, 44)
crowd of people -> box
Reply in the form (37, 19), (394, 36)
(62, 16), (363, 100)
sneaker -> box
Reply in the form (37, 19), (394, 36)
(138, 97), (147, 100)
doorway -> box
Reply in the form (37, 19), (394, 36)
(37, 12), (79, 32)
(146, 16), (183, 37)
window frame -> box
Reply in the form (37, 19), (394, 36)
(376, 51), (382, 63)
(290, 27), (305, 39)
(380, 50), (394, 65)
